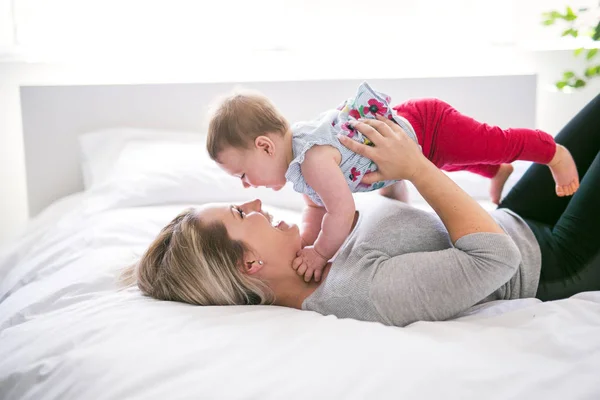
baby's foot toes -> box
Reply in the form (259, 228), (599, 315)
(570, 181), (579, 195)
(558, 183), (576, 197)
(565, 185), (574, 196)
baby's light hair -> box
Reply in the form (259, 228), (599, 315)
(206, 89), (289, 161)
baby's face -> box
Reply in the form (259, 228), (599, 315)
(217, 146), (287, 191)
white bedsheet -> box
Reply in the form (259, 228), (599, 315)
(1, 196), (600, 400)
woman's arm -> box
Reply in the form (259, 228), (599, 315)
(408, 159), (504, 241)
(372, 234), (522, 326)
(340, 117), (504, 243)
(300, 195), (327, 247)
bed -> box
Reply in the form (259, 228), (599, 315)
(1, 78), (600, 399)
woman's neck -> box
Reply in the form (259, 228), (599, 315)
(271, 211), (360, 309)
(271, 263), (332, 309)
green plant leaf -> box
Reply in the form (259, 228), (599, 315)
(563, 71), (575, 79)
(565, 6), (577, 21)
(587, 48), (598, 60)
(583, 66), (600, 77)
(585, 67), (596, 77)
(550, 10), (563, 19)
(562, 28), (579, 37)
(573, 79), (586, 88)
(593, 21), (600, 41)
(574, 47), (585, 56)
(542, 19), (555, 26)
(556, 81), (568, 89)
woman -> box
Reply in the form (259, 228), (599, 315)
(126, 94), (600, 327)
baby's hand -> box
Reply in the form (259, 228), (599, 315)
(292, 246), (328, 283)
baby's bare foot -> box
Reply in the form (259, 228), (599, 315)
(548, 144), (579, 197)
(490, 164), (514, 205)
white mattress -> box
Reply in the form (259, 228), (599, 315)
(1, 194), (600, 400)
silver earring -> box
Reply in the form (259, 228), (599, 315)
(258, 260), (264, 265)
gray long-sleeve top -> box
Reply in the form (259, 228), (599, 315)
(302, 197), (541, 327)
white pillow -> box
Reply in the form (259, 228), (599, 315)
(85, 139), (306, 211)
(79, 128), (204, 189)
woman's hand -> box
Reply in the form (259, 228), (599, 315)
(338, 115), (428, 184)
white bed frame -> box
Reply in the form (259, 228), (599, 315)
(19, 76), (537, 217)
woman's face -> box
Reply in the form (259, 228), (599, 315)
(197, 199), (302, 275)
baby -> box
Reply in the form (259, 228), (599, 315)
(206, 82), (579, 282)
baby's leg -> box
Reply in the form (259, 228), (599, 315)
(489, 164), (515, 205)
(499, 92), (600, 227)
(422, 98), (579, 198)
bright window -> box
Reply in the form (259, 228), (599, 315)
(2, 0), (596, 62)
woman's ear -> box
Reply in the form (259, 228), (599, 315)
(242, 259), (265, 275)
(255, 135), (275, 156)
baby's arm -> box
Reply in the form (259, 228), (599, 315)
(300, 195), (326, 247)
(292, 145), (355, 282)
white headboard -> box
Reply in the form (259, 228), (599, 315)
(20, 76), (536, 217)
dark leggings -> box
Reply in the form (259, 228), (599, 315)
(498, 93), (600, 301)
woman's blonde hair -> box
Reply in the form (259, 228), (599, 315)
(206, 90), (289, 161)
(121, 208), (274, 306)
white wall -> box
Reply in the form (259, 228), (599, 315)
(0, 48), (599, 244)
